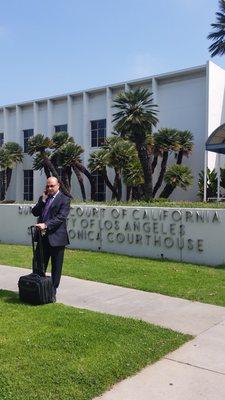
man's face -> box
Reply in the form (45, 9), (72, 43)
(46, 178), (60, 196)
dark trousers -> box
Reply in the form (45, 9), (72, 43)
(35, 236), (65, 290)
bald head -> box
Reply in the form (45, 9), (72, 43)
(46, 176), (60, 196)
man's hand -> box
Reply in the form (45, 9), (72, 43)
(35, 223), (47, 230)
(42, 191), (48, 202)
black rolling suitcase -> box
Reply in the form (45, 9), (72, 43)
(18, 226), (54, 305)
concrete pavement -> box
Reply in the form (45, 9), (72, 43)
(1, 264), (225, 399)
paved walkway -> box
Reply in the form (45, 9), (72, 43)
(1, 264), (225, 399)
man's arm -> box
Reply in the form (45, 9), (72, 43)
(32, 196), (46, 217)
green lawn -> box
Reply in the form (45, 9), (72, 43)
(1, 244), (225, 306)
(0, 290), (190, 400)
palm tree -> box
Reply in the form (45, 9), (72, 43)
(28, 133), (72, 198)
(0, 142), (23, 200)
(208, 0), (225, 57)
(33, 152), (51, 178)
(152, 128), (180, 197)
(123, 156), (144, 200)
(176, 130), (194, 165)
(103, 136), (138, 200)
(51, 132), (96, 200)
(160, 130), (194, 198)
(113, 88), (158, 200)
(88, 149), (117, 199)
(160, 164), (193, 198)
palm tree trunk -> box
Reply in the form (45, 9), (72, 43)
(6, 168), (12, 193)
(102, 169), (118, 198)
(112, 170), (122, 201)
(152, 154), (158, 173)
(136, 141), (153, 200)
(62, 167), (72, 193)
(177, 150), (183, 165)
(72, 166), (86, 201)
(153, 152), (168, 197)
(74, 161), (96, 198)
(44, 165), (51, 178)
(0, 171), (4, 200)
(126, 186), (132, 201)
(3, 168), (7, 200)
(159, 183), (176, 199)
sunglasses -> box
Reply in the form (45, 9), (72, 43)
(46, 184), (58, 188)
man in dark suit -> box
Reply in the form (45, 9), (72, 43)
(32, 176), (71, 301)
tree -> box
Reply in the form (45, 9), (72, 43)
(89, 135), (143, 201)
(113, 88), (158, 200)
(176, 130), (194, 165)
(88, 149), (117, 199)
(27, 134), (72, 195)
(160, 164), (193, 198)
(160, 130), (194, 198)
(50, 132), (96, 200)
(103, 136), (139, 200)
(123, 156), (144, 200)
(208, 0), (225, 57)
(152, 128), (180, 197)
(0, 142), (23, 200)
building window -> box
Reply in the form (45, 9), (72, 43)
(91, 119), (106, 147)
(0, 132), (4, 147)
(55, 124), (67, 132)
(23, 129), (34, 153)
(24, 170), (33, 201)
(91, 171), (106, 201)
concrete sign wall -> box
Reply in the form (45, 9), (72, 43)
(0, 204), (224, 266)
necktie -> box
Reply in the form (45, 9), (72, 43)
(42, 196), (54, 221)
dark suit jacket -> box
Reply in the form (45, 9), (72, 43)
(32, 191), (71, 247)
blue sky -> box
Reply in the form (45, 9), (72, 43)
(0, 0), (223, 105)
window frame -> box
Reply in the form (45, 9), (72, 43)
(91, 119), (106, 148)
(54, 124), (68, 133)
(23, 170), (33, 201)
(91, 171), (106, 201)
(23, 129), (34, 153)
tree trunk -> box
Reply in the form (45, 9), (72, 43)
(74, 161), (96, 198)
(3, 168), (7, 200)
(62, 167), (72, 193)
(44, 165), (51, 178)
(177, 150), (183, 165)
(152, 154), (158, 173)
(159, 183), (176, 199)
(6, 168), (12, 193)
(0, 171), (5, 200)
(102, 169), (118, 198)
(112, 170), (122, 201)
(72, 166), (86, 201)
(153, 152), (168, 197)
(135, 140), (153, 200)
(126, 186), (132, 201)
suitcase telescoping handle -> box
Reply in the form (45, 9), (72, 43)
(29, 225), (45, 275)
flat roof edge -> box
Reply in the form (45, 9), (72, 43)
(0, 63), (207, 110)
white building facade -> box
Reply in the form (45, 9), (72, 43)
(0, 60), (224, 202)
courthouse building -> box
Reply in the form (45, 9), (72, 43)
(0, 60), (224, 202)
